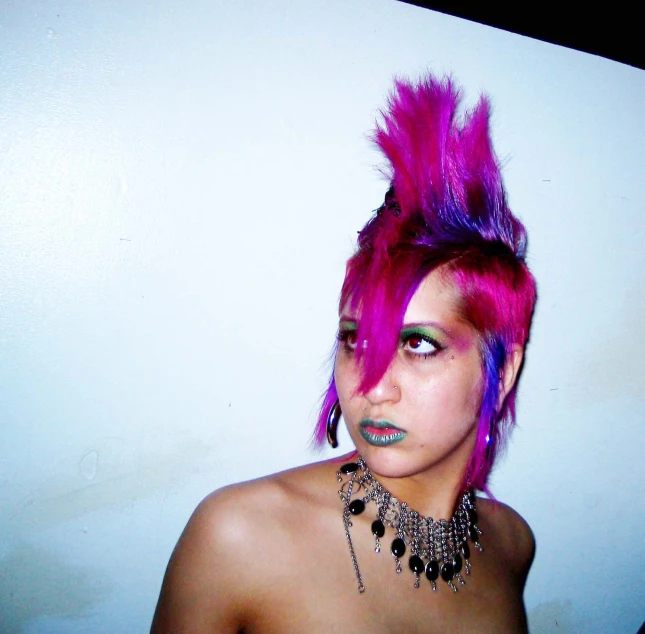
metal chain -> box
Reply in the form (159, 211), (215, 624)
(338, 457), (480, 594)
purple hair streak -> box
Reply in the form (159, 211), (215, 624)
(314, 74), (536, 492)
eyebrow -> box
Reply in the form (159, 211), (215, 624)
(401, 321), (451, 337)
(339, 317), (451, 337)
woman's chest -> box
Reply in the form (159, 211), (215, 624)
(245, 535), (527, 634)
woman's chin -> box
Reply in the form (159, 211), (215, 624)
(356, 445), (425, 478)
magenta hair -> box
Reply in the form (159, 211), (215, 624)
(313, 74), (536, 492)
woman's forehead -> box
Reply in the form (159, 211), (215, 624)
(404, 269), (463, 326)
(340, 268), (466, 330)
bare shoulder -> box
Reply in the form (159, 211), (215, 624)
(195, 456), (343, 532)
(150, 457), (346, 633)
(149, 479), (271, 633)
(477, 496), (536, 585)
(175, 457), (341, 572)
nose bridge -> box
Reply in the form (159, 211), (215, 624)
(364, 361), (401, 404)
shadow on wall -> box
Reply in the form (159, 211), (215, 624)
(528, 600), (577, 633)
(529, 602), (645, 634)
(0, 540), (111, 634)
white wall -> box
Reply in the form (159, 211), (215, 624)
(1, 1), (643, 632)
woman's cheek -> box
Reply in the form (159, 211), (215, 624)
(334, 357), (357, 401)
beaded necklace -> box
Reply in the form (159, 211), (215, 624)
(337, 457), (482, 594)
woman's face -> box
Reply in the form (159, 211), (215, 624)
(334, 267), (484, 480)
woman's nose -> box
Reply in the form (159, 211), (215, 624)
(364, 368), (401, 405)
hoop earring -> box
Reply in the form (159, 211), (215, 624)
(326, 400), (342, 448)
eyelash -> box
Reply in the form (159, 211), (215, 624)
(337, 329), (443, 359)
(337, 329), (357, 354)
(400, 332), (443, 359)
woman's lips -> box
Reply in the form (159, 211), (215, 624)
(359, 420), (407, 446)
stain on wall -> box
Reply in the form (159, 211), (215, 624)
(8, 438), (213, 531)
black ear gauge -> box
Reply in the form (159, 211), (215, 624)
(326, 400), (342, 448)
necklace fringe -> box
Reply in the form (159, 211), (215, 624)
(337, 457), (483, 594)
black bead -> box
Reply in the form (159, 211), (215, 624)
(348, 499), (365, 515)
(371, 519), (385, 537)
(467, 508), (478, 524)
(340, 462), (359, 474)
(452, 553), (463, 574)
(440, 561), (454, 582)
(460, 541), (470, 560)
(468, 526), (479, 542)
(391, 538), (406, 558)
(409, 555), (424, 574)
(425, 559), (439, 581)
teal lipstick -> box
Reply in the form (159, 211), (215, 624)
(359, 420), (407, 446)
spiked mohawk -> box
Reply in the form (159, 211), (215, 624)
(315, 74), (536, 491)
(373, 75), (526, 250)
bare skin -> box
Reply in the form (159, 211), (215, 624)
(150, 458), (534, 634)
(151, 269), (534, 633)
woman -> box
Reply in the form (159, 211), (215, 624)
(151, 73), (537, 633)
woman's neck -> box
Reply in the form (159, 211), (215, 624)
(363, 457), (470, 520)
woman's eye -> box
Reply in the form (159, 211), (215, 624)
(403, 335), (438, 356)
(339, 330), (357, 351)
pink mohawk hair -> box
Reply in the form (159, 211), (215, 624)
(314, 73), (536, 492)
(372, 75), (524, 251)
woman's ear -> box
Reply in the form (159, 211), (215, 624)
(498, 344), (524, 410)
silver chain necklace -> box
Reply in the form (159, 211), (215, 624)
(337, 457), (483, 594)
